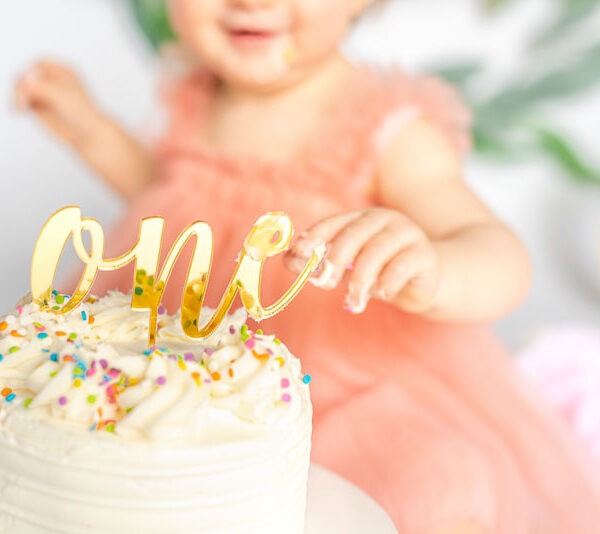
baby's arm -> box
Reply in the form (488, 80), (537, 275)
(374, 118), (531, 321)
(15, 61), (156, 200)
(288, 118), (530, 323)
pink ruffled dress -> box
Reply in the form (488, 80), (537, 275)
(91, 67), (600, 532)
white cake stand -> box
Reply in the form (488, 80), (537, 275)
(305, 464), (397, 534)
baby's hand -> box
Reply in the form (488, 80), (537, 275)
(286, 208), (440, 314)
(14, 61), (101, 148)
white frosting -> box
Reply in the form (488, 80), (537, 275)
(0, 291), (312, 533)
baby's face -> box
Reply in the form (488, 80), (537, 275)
(168, 0), (369, 89)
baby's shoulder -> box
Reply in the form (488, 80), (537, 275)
(359, 65), (472, 157)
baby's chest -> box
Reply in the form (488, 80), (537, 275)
(161, 149), (371, 223)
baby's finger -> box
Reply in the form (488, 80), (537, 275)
(304, 212), (384, 289)
(318, 209), (398, 274)
(344, 223), (422, 313)
(18, 74), (61, 110)
(282, 253), (320, 275)
(291, 210), (363, 258)
(287, 211), (363, 288)
(19, 61), (85, 110)
(377, 245), (439, 312)
(14, 65), (46, 109)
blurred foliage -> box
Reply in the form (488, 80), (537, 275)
(127, 0), (600, 184)
(437, 0), (600, 185)
(128, 0), (175, 51)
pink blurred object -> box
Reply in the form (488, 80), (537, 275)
(519, 325), (600, 465)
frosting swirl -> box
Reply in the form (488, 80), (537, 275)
(0, 291), (309, 444)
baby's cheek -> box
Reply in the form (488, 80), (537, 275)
(168, 0), (218, 48)
(294, 0), (353, 56)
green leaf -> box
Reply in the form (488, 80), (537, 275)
(472, 124), (526, 161)
(533, 0), (600, 49)
(128, 0), (176, 51)
(535, 127), (600, 185)
(482, 0), (515, 13)
(528, 43), (600, 99)
(476, 43), (600, 128)
(428, 61), (482, 94)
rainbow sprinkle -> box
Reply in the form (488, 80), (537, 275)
(2, 388), (15, 403)
(0, 299), (303, 438)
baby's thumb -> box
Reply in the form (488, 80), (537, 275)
(282, 252), (308, 275)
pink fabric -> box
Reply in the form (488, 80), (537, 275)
(89, 67), (600, 532)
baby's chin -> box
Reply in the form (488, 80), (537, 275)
(216, 55), (295, 92)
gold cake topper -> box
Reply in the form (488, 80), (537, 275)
(31, 207), (325, 346)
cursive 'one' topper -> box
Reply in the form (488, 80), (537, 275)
(31, 207), (325, 347)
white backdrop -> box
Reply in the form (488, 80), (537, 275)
(1, 0), (599, 346)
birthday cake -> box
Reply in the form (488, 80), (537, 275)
(0, 291), (312, 533)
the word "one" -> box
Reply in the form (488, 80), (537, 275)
(31, 207), (325, 346)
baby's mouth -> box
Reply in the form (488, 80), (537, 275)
(227, 27), (280, 48)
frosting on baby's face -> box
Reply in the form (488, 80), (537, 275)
(167, 0), (373, 90)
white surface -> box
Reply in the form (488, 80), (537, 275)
(306, 465), (397, 534)
(1, 0), (599, 346)
(0, 0), (143, 301)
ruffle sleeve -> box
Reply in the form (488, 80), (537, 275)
(373, 69), (472, 157)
